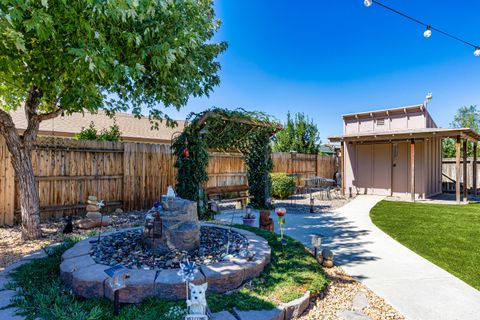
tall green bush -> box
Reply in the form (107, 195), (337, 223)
(271, 173), (296, 199)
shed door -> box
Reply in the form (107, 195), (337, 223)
(372, 144), (391, 196)
(392, 142), (409, 196)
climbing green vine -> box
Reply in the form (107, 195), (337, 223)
(172, 108), (280, 219)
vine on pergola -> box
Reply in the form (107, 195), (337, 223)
(172, 108), (281, 219)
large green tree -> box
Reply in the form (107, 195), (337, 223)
(443, 105), (479, 158)
(272, 111), (320, 154)
(0, 0), (226, 239)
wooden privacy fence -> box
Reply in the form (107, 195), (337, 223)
(271, 152), (337, 182)
(442, 158), (479, 193)
(0, 137), (336, 226)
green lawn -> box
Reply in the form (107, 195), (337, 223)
(370, 200), (480, 290)
(6, 226), (327, 320)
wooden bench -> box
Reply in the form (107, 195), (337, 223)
(205, 185), (253, 212)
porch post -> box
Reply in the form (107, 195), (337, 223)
(456, 136), (461, 204)
(463, 140), (468, 203)
(340, 141), (345, 196)
(410, 139), (415, 202)
(474, 143), (477, 197)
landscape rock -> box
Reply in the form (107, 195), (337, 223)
(321, 249), (334, 260)
(86, 212), (102, 220)
(336, 309), (372, 320)
(115, 208), (124, 213)
(86, 205), (100, 212)
(88, 195), (97, 202)
(323, 259), (334, 268)
(234, 307), (285, 320)
(211, 311), (237, 320)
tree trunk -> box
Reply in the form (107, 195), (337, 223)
(13, 147), (42, 240)
(0, 86), (61, 240)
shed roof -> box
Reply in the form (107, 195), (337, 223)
(342, 104), (426, 119)
(329, 127), (480, 143)
(10, 108), (186, 143)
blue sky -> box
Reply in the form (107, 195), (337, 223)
(165, 0), (480, 142)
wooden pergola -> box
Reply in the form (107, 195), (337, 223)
(330, 127), (480, 203)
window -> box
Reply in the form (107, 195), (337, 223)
(377, 118), (385, 126)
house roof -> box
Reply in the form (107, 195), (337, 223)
(329, 127), (480, 143)
(10, 108), (186, 143)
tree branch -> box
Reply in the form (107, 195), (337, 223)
(38, 108), (63, 121)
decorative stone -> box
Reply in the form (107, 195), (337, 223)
(321, 249), (334, 260)
(154, 268), (206, 300)
(60, 255), (96, 287)
(71, 264), (110, 298)
(211, 311), (237, 320)
(336, 309), (372, 320)
(234, 307), (285, 320)
(86, 205), (100, 212)
(115, 208), (123, 213)
(201, 262), (244, 293)
(87, 200), (97, 205)
(88, 195), (97, 202)
(281, 290), (310, 320)
(76, 218), (110, 229)
(322, 260), (334, 268)
(104, 269), (157, 303)
(143, 197), (200, 254)
(352, 291), (369, 311)
(86, 212), (102, 220)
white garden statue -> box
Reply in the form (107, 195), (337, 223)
(167, 185), (176, 198)
(185, 282), (209, 320)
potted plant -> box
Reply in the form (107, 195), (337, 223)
(242, 205), (256, 226)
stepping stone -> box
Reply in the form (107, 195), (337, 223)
(210, 311), (237, 320)
(0, 307), (24, 320)
(352, 291), (369, 311)
(0, 289), (17, 309)
(336, 309), (372, 320)
(234, 307), (285, 320)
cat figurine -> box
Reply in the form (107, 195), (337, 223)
(62, 216), (73, 234)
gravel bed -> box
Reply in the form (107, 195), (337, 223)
(91, 226), (248, 269)
(299, 267), (404, 320)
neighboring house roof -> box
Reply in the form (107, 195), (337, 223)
(10, 108), (186, 144)
(319, 144), (336, 155)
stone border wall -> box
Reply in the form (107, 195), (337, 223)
(60, 225), (271, 303)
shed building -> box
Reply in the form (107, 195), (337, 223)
(329, 104), (480, 203)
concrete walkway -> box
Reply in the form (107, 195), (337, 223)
(216, 195), (480, 320)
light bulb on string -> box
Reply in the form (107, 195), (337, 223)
(475, 48), (480, 57)
(423, 26), (432, 38)
(364, 0), (373, 7)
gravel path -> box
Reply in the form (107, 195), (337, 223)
(299, 267), (404, 320)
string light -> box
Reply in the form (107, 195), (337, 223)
(423, 26), (432, 38)
(364, 0), (480, 57)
